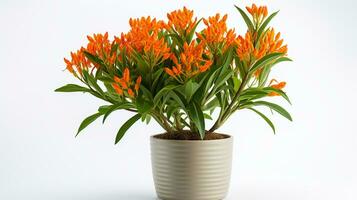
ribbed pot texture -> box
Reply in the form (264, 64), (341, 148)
(150, 134), (233, 200)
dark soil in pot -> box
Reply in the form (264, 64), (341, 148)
(154, 130), (229, 140)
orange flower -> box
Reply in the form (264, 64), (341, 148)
(260, 28), (288, 55)
(112, 68), (141, 98)
(122, 16), (171, 66)
(196, 13), (236, 52)
(64, 32), (118, 77)
(246, 4), (268, 22)
(135, 76), (142, 91)
(64, 58), (74, 73)
(112, 83), (123, 95)
(165, 42), (213, 78)
(127, 89), (134, 98)
(236, 29), (287, 70)
(123, 68), (130, 83)
(268, 79), (286, 96)
(236, 31), (255, 62)
(166, 7), (197, 36)
(164, 67), (175, 77)
(86, 32), (116, 66)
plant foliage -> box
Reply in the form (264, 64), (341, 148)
(56, 4), (292, 142)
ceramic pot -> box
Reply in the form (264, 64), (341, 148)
(150, 134), (233, 200)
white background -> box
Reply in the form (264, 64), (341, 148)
(1, 0), (356, 199)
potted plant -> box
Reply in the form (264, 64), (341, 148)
(55, 3), (292, 200)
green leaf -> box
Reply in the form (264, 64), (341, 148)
(169, 91), (187, 109)
(76, 112), (103, 136)
(186, 18), (202, 43)
(115, 114), (141, 144)
(153, 85), (180, 106)
(83, 70), (104, 95)
(235, 5), (254, 32)
(136, 96), (153, 114)
(55, 84), (90, 93)
(184, 80), (200, 102)
(152, 68), (164, 92)
(203, 113), (213, 120)
(249, 52), (283, 74)
(100, 103), (134, 123)
(83, 51), (106, 68)
(140, 85), (153, 100)
(273, 56), (293, 65)
(187, 101), (205, 139)
(256, 11), (279, 41)
(215, 70), (234, 89)
(248, 108), (276, 134)
(264, 87), (292, 104)
(253, 101), (293, 121)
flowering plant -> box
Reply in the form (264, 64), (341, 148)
(56, 4), (292, 143)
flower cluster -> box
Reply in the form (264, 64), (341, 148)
(63, 5), (289, 99)
(246, 4), (268, 25)
(236, 29), (287, 64)
(164, 42), (213, 79)
(197, 14), (236, 53)
(112, 68), (142, 98)
(123, 16), (171, 65)
(166, 6), (197, 36)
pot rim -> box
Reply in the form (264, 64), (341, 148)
(151, 133), (232, 143)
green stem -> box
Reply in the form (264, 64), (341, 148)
(209, 74), (249, 132)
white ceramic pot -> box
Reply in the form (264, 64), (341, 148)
(150, 134), (233, 200)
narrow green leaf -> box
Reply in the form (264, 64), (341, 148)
(187, 101), (205, 139)
(235, 5), (254, 32)
(264, 87), (292, 104)
(136, 97), (153, 114)
(100, 103), (134, 123)
(253, 101), (293, 121)
(83, 70), (104, 95)
(203, 113), (213, 120)
(256, 11), (279, 41)
(186, 18), (202, 43)
(273, 56), (293, 65)
(140, 85), (153, 100)
(55, 84), (90, 93)
(215, 70), (234, 89)
(76, 112), (103, 136)
(153, 85), (179, 106)
(248, 108), (276, 134)
(184, 80), (200, 102)
(115, 114), (141, 144)
(249, 52), (283, 74)
(83, 51), (106, 68)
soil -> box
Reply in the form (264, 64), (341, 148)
(154, 130), (228, 140)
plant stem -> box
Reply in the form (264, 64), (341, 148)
(209, 74), (249, 132)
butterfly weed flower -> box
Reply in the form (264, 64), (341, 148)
(112, 67), (142, 99)
(164, 41), (213, 80)
(166, 7), (198, 38)
(268, 79), (286, 96)
(196, 13), (236, 54)
(124, 16), (171, 68)
(246, 4), (268, 28)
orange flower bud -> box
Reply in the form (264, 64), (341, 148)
(127, 89), (134, 97)
(123, 68), (130, 83)
(135, 76), (142, 91)
(112, 83), (123, 95)
(268, 80), (286, 96)
(164, 67), (175, 77)
(114, 76), (121, 83)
